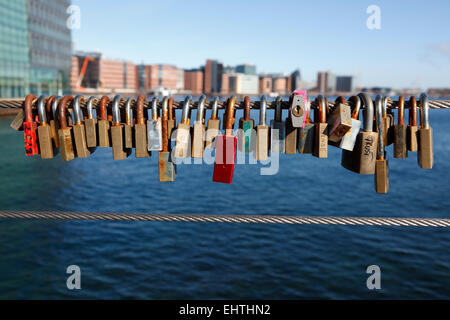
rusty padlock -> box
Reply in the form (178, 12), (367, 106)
(98, 96), (111, 148)
(270, 96), (285, 154)
(374, 95), (389, 194)
(134, 95), (150, 158)
(205, 96), (221, 149)
(418, 93), (433, 169)
(407, 96), (418, 152)
(36, 95), (54, 159)
(23, 94), (39, 156)
(393, 96), (408, 159)
(192, 94), (206, 158)
(110, 94), (130, 160)
(313, 95), (328, 158)
(84, 96), (97, 148)
(124, 97), (135, 149)
(327, 96), (352, 143)
(57, 95), (75, 161)
(256, 95), (269, 161)
(298, 97), (314, 154)
(382, 98), (394, 146)
(238, 96), (254, 152)
(147, 97), (163, 151)
(174, 95), (192, 159)
(72, 95), (91, 158)
(213, 96), (238, 184)
(336, 95), (362, 151)
(159, 97), (177, 182)
(167, 97), (176, 148)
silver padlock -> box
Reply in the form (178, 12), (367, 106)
(270, 96), (285, 153)
(334, 96), (362, 151)
(289, 90), (307, 127)
(147, 97), (163, 151)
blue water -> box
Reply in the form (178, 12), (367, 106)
(0, 106), (449, 299)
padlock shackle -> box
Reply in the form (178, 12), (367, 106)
(151, 97), (159, 121)
(244, 96), (251, 121)
(408, 96), (417, 126)
(211, 96), (219, 120)
(24, 94), (37, 122)
(86, 96), (96, 120)
(225, 96), (237, 136)
(398, 96), (405, 126)
(161, 97), (169, 152)
(181, 95), (192, 124)
(196, 95), (206, 122)
(125, 97), (134, 126)
(275, 96), (283, 122)
(45, 95), (56, 118)
(168, 97), (174, 121)
(259, 95), (267, 125)
(305, 97), (312, 124)
(58, 95), (74, 130)
(357, 93), (374, 132)
(315, 95), (327, 124)
(37, 95), (48, 125)
(335, 96), (346, 105)
(73, 94), (84, 125)
(419, 93), (429, 129)
(51, 96), (61, 122)
(375, 95), (384, 160)
(136, 95), (146, 125)
(99, 96), (110, 121)
(348, 96), (361, 120)
(112, 95), (122, 126)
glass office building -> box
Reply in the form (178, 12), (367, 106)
(0, 0), (72, 98)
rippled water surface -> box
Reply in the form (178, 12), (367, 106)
(0, 107), (449, 299)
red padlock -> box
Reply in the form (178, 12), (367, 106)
(23, 94), (39, 156)
(213, 96), (237, 184)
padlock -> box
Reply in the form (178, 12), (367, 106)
(407, 96), (418, 152)
(110, 94), (130, 160)
(256, 95), (269, 161)
(289, 89), (307, 127)
(341, 93), (378, 174)
(98, 96), (111, 148)
(72, 95), (91, 158)
(327, 96), (352, 143)
(374, 95), (389, 194)
(285, 94), (298, 154)
(213, 96), (238, 184)
(124, 97), (135, 149)
(192, 94), (206, 158)
(298, 97), (314, 154)
(23, 94), (39, 156)
(417, 93), (433, 169)
(393, 96), (408, 159)
(382, 97), (394, 146)
(174, 95), (192, 159)
(205, 96), (221, 149)
(36, 95), (54, 159)
(313, 95), (328, 158)
(134, 95), (150, 158)
(238, 96), (254, 152)
(49, 95), (61, 148)
(336, 95), (362, 151)
(270, 96), (285, 154)
(57, 95), (75, 161)
(45, 95), (59, 150)
(167, 97), (176, 147)
(159, 96), (177, 182)
(84, 96), (97, 148)
(147, 97), (163, 151)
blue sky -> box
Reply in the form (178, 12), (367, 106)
(71, 0), (450, 89)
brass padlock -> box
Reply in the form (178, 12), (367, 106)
(110, 95), (130, 160)
(393, 96), (408, 159)
(36, 95), (54, 159)
(407, 96), (418, 152)
(238, 96), (254, 152)
(285, 94), (298, 154)
(159, 97), (177, 182)
(337, 95), (362, 151)
(72, 95), (91, 158)
(167, 97), (176, 148)
(57, 95), (75, 161)
(341, 93), (378, 174)
(418, 93), (433, 169)
(98, 96), (111, 148)
(45, 95), (59, 150)
(382, 98), (394, 146)
(270, 96), (285, 154)
(174, 95), (192, 159)
(147, 97), (163, 152)
(84, 96), (97, 148)
(313, 95), (328, 158)
(192, 95), (206, 158)
(298, 97), (314, 154)
(256, 95), (269, 161)
(134, 95), (150, 158)
(374, 95), (389, 194)
(124, 97), (135, 149)
(327, 96), (352, 143)
(205, 96), (221, 149)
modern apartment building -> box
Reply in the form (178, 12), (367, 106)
(204, 59), (223, 94)
(184, 69), (204, 95)
(228, 74), (259, 95)
(336, 76), (353, 92)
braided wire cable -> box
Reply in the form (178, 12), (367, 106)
(0, 210), (449, 227)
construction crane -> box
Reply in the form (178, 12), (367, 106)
(76, 56), (94, 92)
